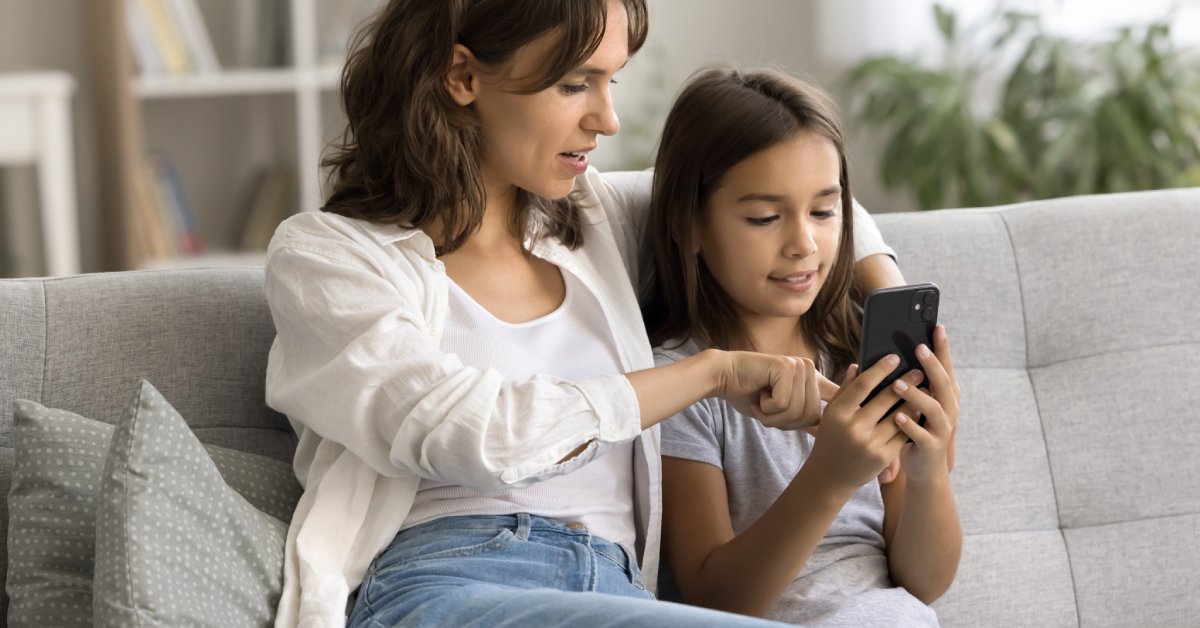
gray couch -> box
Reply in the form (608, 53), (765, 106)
(3, 188), (1199, 626)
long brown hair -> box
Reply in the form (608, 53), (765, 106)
(321, 0), (648, 255)
(644, 67), (862, 377)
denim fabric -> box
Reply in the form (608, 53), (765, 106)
(348, 513), (784, 627)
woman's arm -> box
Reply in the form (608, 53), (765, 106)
(855, 252), (906, 297)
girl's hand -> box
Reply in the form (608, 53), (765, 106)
(807, 356), (925, 494)
(714, 351), (832, 431)
(890, 325), (960, 483)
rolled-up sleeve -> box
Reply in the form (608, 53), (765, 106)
(264, 242), (642, 493)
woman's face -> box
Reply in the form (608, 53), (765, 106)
(699, 132), (844, 328)
(471, 0), (628, 201)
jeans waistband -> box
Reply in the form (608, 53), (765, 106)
(406, 513), (607, 542)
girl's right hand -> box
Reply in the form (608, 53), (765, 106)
(711, 350), (831, 431)
(806, 356), (925, 494)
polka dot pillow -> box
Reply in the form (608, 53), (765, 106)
(91, 380), (292, 627)
(8, 382), (301, 627)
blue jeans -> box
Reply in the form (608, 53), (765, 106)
(348, 513), (786, 627)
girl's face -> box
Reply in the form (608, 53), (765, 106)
(471, 1), (628, 202)
(700, 132), (843, 328)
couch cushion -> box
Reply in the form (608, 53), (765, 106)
(93, 381), (289, 627)
(1065, 514), (1200, 626)
(932, 531), (1077, 626)
(0, 279), (48, 619)
(39, 269), (294, 461)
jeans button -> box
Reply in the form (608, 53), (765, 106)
(565, 522), (585, 530)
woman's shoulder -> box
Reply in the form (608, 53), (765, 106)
(575, 167), (653, 223)
(269, 210), (436, 263)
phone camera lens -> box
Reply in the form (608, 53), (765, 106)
(923, 292), (937, 305)
(922, 307), (935, 322)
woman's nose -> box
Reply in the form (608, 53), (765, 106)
(585, 90), (620, 136)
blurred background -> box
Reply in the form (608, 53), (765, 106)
(1, 0), (1198, 277)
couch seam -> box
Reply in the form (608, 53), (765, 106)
(38, 280), (47, 404)
(999, 210), (1082, 627)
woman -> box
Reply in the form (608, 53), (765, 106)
(263, 1), (904, 626)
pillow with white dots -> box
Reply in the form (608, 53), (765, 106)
(7, 382), (300, 628)
(91, 379), (294, 627)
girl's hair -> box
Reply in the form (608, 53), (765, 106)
(644, 67), (862, 377)
(321, 0), (648, 255)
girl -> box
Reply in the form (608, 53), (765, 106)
(647, 68), (962, 626)
(264, 2), (905, 626)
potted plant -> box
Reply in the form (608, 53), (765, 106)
(843, 4), (1200, 209)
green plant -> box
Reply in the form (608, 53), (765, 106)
(843, 4), (1200, 209)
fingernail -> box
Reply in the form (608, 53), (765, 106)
(937, 325), (948, 340)
(918, 344), (932, 359)
(886, 354), (900, 366)
(908, 369), (924, 384)
(896, 413), (909, 424)
(894, 379), (908, 392)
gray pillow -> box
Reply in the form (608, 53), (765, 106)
(92, 380), (292, 627)
(7, 391), (301, 627)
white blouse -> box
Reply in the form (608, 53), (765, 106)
(263, 168), (894, 627)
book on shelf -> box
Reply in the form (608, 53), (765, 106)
(128, 154), (205, 267)
(235, 0), (291, 69)
(125, 0), (220, 76)
(149, 153), (204, 255)
(238, 165), (294, 251)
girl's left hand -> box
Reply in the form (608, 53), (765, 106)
(890, 324), (960, 484)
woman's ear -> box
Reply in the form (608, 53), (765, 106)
(445, 44), (479, 107)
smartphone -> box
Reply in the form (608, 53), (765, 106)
(857, 283), (939, 410)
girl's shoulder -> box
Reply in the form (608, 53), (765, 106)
(652, 337), (703, 367)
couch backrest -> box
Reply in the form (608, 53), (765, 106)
(0, 268), (297, 618)
(3, 189), (1198, 625)
(875, 189), (1200, 626)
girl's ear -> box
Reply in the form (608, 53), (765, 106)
(445, 44), (480, 107)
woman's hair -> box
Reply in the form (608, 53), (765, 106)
(643, 67), (862, 377)
(321, 0), (648, 255)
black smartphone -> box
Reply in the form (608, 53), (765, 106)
(857, 283), (939, 409)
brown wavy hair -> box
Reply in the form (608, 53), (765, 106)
(321, 0), (648, 255)
(643, 67), (862, 378)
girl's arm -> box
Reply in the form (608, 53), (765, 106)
(880, 325), (963, 603)
(662, 358), (924, 617)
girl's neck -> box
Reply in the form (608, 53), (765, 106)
(743, 315), (818, 362)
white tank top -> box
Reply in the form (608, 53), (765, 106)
(402, 268), (637, 550)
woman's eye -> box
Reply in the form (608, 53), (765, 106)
(812, 209), (838, 219)
(747, 216), (780, 226)
(559, 84), (588, 95)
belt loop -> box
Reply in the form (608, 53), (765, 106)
(514, 513), (531, 540)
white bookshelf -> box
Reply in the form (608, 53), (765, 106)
(88, 0), (378, 271)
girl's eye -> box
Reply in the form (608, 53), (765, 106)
(812, 208), (838, 219)
(559, 84), (588, 95)
(747, 216), (780, 226)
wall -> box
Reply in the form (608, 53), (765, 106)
(0, 0), (95, 274)
(2, 1), (1196, 274)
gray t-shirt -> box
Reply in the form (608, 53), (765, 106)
(656, 341), (938, 627)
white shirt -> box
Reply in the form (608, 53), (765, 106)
(404, 269), (635, 550)
(264, 168), (894, 627)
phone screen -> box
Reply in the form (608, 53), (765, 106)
(858, 283), (939, 407)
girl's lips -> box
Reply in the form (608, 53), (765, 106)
(558, 152), (588, 175)
(769, 273), (816, 292)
